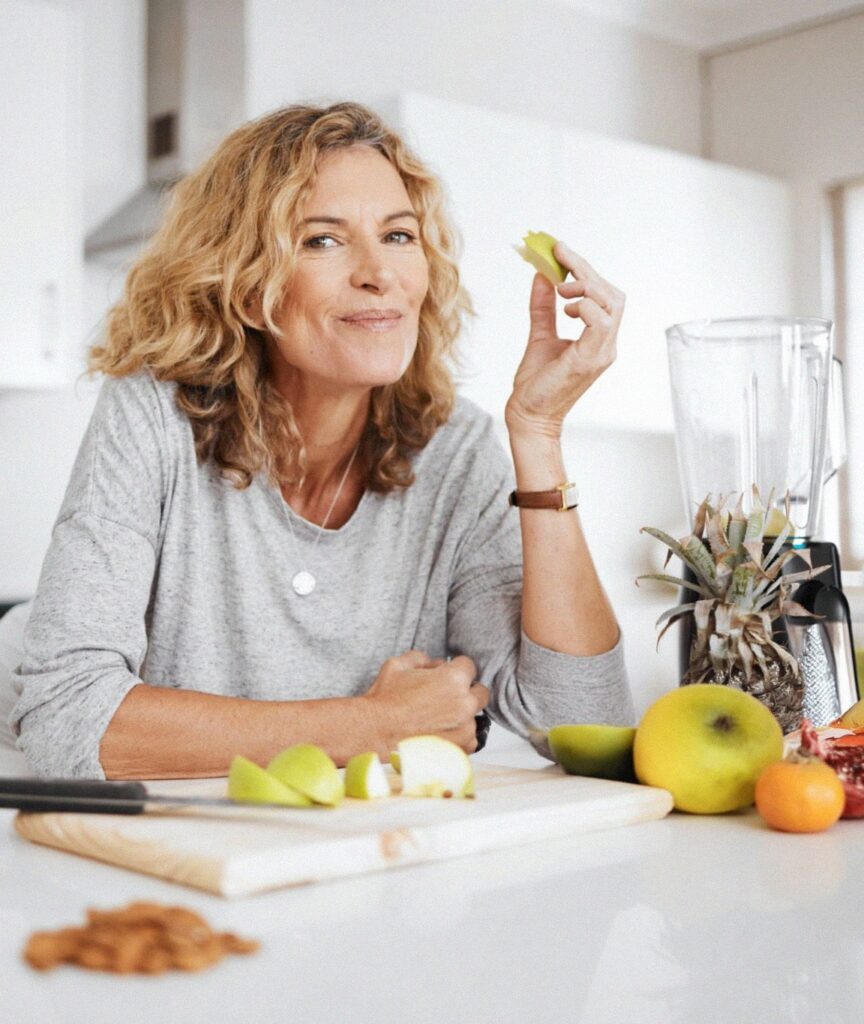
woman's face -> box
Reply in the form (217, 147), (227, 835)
(266, 144), (430, 396)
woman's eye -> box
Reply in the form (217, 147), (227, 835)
(304, 235), (338, 249)
(385, 230), (416, 244)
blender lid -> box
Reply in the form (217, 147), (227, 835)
(667, 315), (833, 342)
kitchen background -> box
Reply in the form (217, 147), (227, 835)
(2, 0), (863, 716)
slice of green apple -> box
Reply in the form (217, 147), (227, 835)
(513, 230), (567, 285)
(398, 735), (475, 799)
(227, 755), (313, 807)
(267, 743), (345, 806)
(344, 752), (391, 799)
(389, 751), (401, 774)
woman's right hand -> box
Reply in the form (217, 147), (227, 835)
(361, 650), (489, 756)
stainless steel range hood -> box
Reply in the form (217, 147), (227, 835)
(85, 0), (245, 260)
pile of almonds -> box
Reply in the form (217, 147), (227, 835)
(23, 901), (259, 974)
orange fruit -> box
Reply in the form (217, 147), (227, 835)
(755, 759), (845, 833)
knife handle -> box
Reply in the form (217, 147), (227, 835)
(0, 777), (148, 814)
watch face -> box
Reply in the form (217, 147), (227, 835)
(561, 483), (579, 509)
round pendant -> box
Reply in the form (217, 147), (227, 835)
(291, 570), (316, 596)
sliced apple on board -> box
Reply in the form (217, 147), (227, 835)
(513, 230), (568, 285)
(344, 752), (391, 799)
(397, 735), (475, 799)
(267, 744), (345, 807)
(227, 755), (313, 807)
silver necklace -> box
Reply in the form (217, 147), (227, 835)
(283, 444), (360, 596)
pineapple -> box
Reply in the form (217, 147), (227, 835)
(638, 489), (825, 734)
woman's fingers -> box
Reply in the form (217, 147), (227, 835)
(562, 297), (614, 331)
(389, 650), (435, 671)
(557, 277), (625, 316)
(470, 682), (490, 713)
(553, 241), (603, 283)
(446, 654), (477, 687)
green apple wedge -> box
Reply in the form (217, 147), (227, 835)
(548, 724), (638, 782)
(398, 735), (475, 799)
(267, 744), (345, 807)
(513, 230), (567, 285)
(389, 751), (401, 774)
(227, 755), (313, 807)
(344, 752), (391, 799)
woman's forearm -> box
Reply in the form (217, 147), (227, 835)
(509, 431), (620, 657)
(99, 683), (383, 780)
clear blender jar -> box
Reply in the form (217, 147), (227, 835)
(665, 316), (857, 725)
(665, 316), (838, 535)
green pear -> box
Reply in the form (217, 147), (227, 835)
(398, 735), (475, 799)
(227, 755), (313, 807)
(344, 752), (391, 799)
(267, 744), (345, 806)
(547, 724), (638, 782)
(514, 230), (567, 285)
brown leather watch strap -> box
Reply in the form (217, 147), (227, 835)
(508, 482), (579, 511)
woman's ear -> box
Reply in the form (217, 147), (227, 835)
(243, 292), (265, 330)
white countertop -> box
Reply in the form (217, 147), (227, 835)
(1, 735), (862, 1024)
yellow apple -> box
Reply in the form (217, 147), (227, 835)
(267, 744), (345, 807)
(227, 755), (312, 807)
(548, 724), (637, 782)
(513, 230), (567, 285)
(344, 752), (391, 799)
(634, 684), (783, 813)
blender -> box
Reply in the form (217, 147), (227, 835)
(666, 316), (859, 727)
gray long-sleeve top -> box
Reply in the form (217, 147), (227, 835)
(10, 371), (634, 778)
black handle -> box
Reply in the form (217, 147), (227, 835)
(0, 778), (148, 814)
(474, 710), (491, 752)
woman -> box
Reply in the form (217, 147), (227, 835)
(10, 102), (632, 780)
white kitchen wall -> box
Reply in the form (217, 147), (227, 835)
(706, 12), (864, 316)
(244, 0), (704, 156)
(395, 92), (793, 434)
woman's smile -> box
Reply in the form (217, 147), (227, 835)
(339, 308), (404, 331)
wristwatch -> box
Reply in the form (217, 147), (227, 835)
(508, 482), (579, 511)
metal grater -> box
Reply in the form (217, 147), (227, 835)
(800, 624), (841, 725)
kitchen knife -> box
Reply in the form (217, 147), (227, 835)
(0, 777), (307, 815)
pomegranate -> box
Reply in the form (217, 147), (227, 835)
(799, 719), (864, 818)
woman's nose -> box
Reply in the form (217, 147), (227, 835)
(349, 242), (396, 291)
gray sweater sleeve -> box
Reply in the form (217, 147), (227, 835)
(10, 377), (165, 777)
(447, 421), (635, 749)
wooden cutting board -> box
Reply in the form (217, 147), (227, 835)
(14, 765), (673, 898)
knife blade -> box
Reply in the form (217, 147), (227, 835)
(0, 777), (308, 815)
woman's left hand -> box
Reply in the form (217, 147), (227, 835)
(504, 243), (625, 440)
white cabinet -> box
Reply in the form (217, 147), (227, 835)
(0, 0), (83, 388)
(393, 92), (794, 431)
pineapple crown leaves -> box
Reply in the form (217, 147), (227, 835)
(636, 488), (827, 684)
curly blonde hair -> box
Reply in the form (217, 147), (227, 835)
(89, 102), (474, 491)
